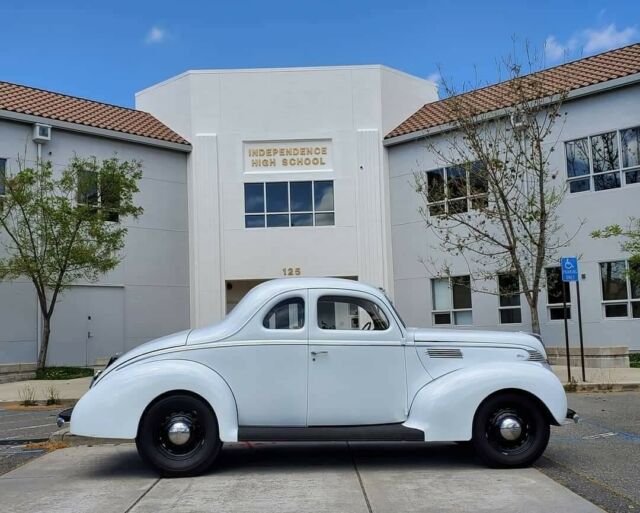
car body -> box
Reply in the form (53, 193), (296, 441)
(70, 277), (570, 476)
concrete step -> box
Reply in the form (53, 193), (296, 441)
(0, 363), (37, 384)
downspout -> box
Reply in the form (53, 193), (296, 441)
(35, 141), (42, 364)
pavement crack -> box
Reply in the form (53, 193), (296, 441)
(347, 442), (373, 513)
(124, 476), (161, 513)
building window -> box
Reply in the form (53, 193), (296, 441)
(244, 180), (334, 228)
(498, 272), (522, 324)
(431, 276), (472, 325)
(77, 169), (119, 222)
(545, 267), (571, 320)
(599, 260), (640, 318)
(317, 295), (389, 331)
(425, 162), (488, 216)
(565, 125), (640, 193)
(0, 158), (6, 196)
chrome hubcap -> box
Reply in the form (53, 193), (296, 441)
(167, 420), (191, 446)
(498, 416), (522, 441)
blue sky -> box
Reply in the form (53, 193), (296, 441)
(1, 0), (639, 107)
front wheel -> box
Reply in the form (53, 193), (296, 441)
(136, 393), (222, 477)
(472, 392), (550, 468)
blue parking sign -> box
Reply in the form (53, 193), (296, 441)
(561, 257), (579, 282)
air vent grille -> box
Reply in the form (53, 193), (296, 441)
(526, 349), (546, 362)
(427, 348), (463, 359)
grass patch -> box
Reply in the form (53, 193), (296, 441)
(35, 367), (94, 380)
(631, 353), (640, 369)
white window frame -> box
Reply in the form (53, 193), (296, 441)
(599, 260), (640, 320)
(545, 266), (572, 322)
(424, 163), (488, 217)
(497, 272), (522, 325)
(430, 276), (473, 326)
(244, 180), (335, 228)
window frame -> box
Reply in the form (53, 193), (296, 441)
(430, 275), (473, 326)
(545, 266), (572, 321)
(565, 124), (640, 194)
(598, 259), (640, 320)
(316, 294), (391, 332)
(424, 162), (488, 217)
(497, 272), (522, 325)
(244, 180), (335, 229)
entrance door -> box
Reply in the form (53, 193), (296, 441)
(307, 289), (407, 426)
(49, 286), (124, 366)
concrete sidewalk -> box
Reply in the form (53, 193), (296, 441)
(0, 442), (604, 513)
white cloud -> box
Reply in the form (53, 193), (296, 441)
(545, 23), (637, 63)
(426, 71), (441, 84)
(145, 26), (166, 44)
(583, 23), (637, 53)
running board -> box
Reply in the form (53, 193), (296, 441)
(237, 423), (424, 442)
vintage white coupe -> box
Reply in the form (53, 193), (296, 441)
(69, 277), (573, 476)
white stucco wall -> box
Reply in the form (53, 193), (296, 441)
(387, 83), (640, 350)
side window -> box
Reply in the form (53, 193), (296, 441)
(263, 297), (305, 329)
(317, 295), (389, 331)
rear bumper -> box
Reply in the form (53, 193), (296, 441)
(566, 408), (580, 423)
(56, 407), (73, 428)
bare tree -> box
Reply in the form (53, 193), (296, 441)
(414, 46), (582, 333)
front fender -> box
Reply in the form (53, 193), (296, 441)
(404, 362), (567, 442)
(71, 359), (239, 442)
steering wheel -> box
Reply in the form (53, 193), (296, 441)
(361, 321), (372, 331)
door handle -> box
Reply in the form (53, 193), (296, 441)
(310, 350), (328, 361)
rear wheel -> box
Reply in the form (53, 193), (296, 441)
(472, 392), (549, 468)
(136, 393), (221, 477)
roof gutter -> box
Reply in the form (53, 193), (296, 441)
(383, 71), (640, 147)
(0, 109), (192, 152)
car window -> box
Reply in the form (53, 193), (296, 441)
(317, 295), (389, 331)
(263, 297), (305, 329)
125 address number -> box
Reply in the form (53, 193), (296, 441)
(282, 267), (301, 276)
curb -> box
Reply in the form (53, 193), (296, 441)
(563, 382), (640, 392)
(50, 428), (132, 446)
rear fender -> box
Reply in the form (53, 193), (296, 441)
(404, 362), (567, 441)
(71, 359), (239, 442)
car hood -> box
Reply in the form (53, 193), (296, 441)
(409, 327), (545, 352)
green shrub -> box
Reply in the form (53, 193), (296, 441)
(630, 353), (640, 369)
(35, 367), (94, 380)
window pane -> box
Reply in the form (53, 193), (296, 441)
(78, 170), (98, 205)
(426, 169), (445, 203)
(0, 158), (6, 195)
(454, 310), (472, 325)
(266, 214), (289, 227)
(290, 181), (312, 212)
(469, 162), (488, 195)
(546, 267), (571, 303)
(498, 273), (520, 307)
(266, 182), (288, 212)
(244, 183), (264, 213)
(100, 172), (120, 221)
(429, 203), (445, 216)
(569, 178), (590, 193)
(605, 304), (628, 318)
(500, 308), (522, 324)
(433, 312), (451, 325)
(550, 306), (571, 320)
(600, 261), (628, 300)
(317, 295), (389, 330)
(593, 172), (621, 191)
(565, 139), (590, 177)
(452, 276), (472, 309)
(263, 297), (305, 329)
(315, 213), (334, 226)
(245, 215), (265, 228)
(625, 170), (640, 185)
(314, 181), (334, 211)
(631, 262), (640, 299)
(591, 132), (619, 173)
(621, 127), (640, 168)
(291, 213), (313, 226)
(633, 302), (640, 318)
(448, 198), (468, 214)
(432, 278), (451, 310)
(470, 196), (489, 210)
(446, 166), (467, 199)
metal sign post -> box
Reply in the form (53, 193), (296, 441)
(560, 257), (579, 383)
(576, 279), (586, 381)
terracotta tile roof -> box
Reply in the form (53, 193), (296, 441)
(386, 43), (640, 140)
(0, 81), (190, 146)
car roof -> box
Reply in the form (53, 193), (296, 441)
(250, 277), (385, 297)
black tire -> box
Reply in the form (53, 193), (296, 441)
(472, 392), (550, 468)
(136, 393), (222, 477)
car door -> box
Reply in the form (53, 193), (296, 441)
(307, 289), (408, 426)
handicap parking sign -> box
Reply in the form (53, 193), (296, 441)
(561, 257), (579, 282)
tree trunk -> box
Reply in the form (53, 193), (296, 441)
(37, 316), (50, 371)
(529, 301), (541, 335)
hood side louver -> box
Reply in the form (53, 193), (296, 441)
(427, 348), (463, 359)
